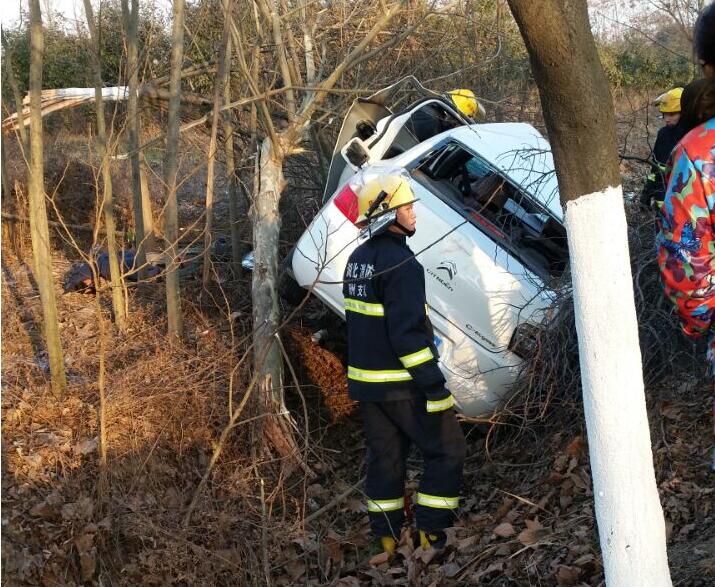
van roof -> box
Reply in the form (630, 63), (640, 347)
(446, 123), (563, 220)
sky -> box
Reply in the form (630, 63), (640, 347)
(2, 0), (171, 29)
(0, 0), (676, 42)
(3, 0), (81, 27)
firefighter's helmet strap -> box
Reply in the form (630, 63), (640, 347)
(393, 219), (415, 237)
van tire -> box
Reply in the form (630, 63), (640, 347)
(279, 271), (307, 306)
(279, 248), (307, 306)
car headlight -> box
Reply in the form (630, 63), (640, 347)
(508, 322), (542, 359)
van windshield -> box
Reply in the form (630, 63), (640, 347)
(411, 141), (568, 281)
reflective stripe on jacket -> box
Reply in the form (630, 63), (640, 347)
(342, 231), (447, 403)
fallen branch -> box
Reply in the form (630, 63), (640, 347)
(304, 475), (366, 524)
(1, 211), (123, 236)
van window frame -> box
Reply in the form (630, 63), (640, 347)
(367, 98), (465, 151)
(406, 139), (567, 281)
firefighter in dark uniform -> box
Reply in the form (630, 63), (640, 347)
(406, 88), (486, 142)
(640, 87), (687, 208)
(342, 171), (467, 557)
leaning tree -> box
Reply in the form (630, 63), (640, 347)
(507, 0), (672, 584)
(27, 0), (67, 395)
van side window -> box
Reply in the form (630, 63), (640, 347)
(405, 103), (462, 143)
(412, 142), (568, 280)
(382, 101), (464, 160)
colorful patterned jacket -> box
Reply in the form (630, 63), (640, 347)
(657, 117), (715, 373)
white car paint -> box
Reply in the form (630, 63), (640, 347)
(292, 115), (564, 417)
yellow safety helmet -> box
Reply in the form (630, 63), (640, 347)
(448, 89), (486, 120)
(355, 172), (418, 226)
(654, 87), (683, 114)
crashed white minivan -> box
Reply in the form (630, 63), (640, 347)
(288, 79), (567, 417)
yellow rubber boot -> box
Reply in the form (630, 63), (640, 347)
(419, 530), (447, 550)
(380, 536), (396, 558)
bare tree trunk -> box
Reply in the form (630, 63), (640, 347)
(28, 0), (67, 394)
(1, 47), (25, 232)
(201, 14), (231, 285)
(251, 137), (309, 474)
(92, 272), (109, 494)
(2, 35), (29, 154)
(507, 1), (671, 584)
(252, 137), (285, 409)
(279, 0), (304, 91)
(256, 0), (297, 118)
(164, 0), (186, 340)
(139, 156), (155, 249)
(229, 2), (402, 467)
(228, 14), (279, 146)
(83, 0), (127, 332)
(1, 135), (12, 200)
(122, 0), (149, 278)
(228, 10), (304, 468)
(222, 39), (243, 280)
(301, 15), (327, 183)
(301, 10), (317, 103)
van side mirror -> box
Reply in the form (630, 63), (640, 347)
(356, 119), (376, 140)
(342, 138), (370, 169)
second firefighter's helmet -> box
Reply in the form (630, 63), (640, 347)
(355, 171), (418, 226)
(448, 88), (486, 120)
(654, 87), (683, 113)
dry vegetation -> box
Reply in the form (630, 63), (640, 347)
(2, 0), (714, 584)
(2, 95), (713, 585)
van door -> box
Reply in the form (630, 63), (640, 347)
(323, 99), (390, 203)
(411, 182), (551, 355)
(323, 77), (468, 202)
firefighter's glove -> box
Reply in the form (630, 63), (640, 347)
(425, 387), (455, 413)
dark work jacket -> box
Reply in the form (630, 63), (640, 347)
(342, 232), (447, 403)
(641, 123), (688, 207)
(406, 104), (459, 143)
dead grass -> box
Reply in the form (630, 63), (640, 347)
(1, 227), (266, 584)
(2, 96), (713, 586)
(285, 325), (355, 422)
(4, 223), (712, 586)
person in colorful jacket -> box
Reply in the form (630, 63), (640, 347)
(657, 1), (715, 469)
(657, 117), (715, 361)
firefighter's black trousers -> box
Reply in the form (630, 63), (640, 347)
(360, 397), (467, 538)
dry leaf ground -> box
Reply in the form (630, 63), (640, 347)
(2, 104), (713, 586)
(2, 232), (712, 585)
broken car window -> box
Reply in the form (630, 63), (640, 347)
(413, 141), (568, 281)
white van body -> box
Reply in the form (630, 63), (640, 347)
(290, 80), (567, 417)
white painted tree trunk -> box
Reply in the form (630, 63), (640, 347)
(565, 186), (672, 586)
